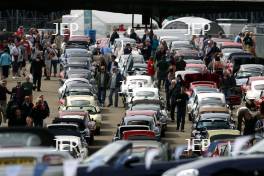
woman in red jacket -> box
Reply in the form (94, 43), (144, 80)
(147, 57), (155, 80)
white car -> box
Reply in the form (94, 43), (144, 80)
(58, 78), (90, 96)
(187, 87), (219, 118)
(191, 92), (226, 121)
(126, 87), (159, 104)
(47, 124), (89, 159)
(0, 147), (72, 176)
(120, 75), (154, 95)
(245, 80), (264, 107)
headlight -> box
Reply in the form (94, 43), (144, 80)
(176, 169), (199, 176)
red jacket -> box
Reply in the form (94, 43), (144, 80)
(147, 59), (155, 76)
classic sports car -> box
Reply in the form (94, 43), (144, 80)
(58, 78), (92, 96)
(126, 110), (167, 136)
(163, 154), (264, 176)
(120, 115), (161, 140)
(120, 75), (154, 95)
(122, 130), (156, 140)
(235, 64), (264, 86)
(241, 76), (264, 97)
(58, 110), (96, 142)
(59, 94), (100, 112)
(186, 81), (218, 96)
(245, 80), (264, 109)
(0, 128), (72, 176)
(185, 64), (207, 73)
(47, 124), (89, 159)
(126, 87), (160, 105)
(113, 125), (150, 141)
(52, 117), (92, 144)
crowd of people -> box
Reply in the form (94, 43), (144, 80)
(0, 26), (58, 127)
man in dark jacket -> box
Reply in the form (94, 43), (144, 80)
(8, 107), (26, 127)
(30, 55), (45, 91)
(110, 27), (119, 45)
(0, 80), (11, 123)
(96, 65), (110, 107)
(176, 57), (186, 71)
(174, 87), (189, 132)
(21, 96), (34, 120)
(129, 29), (138, 42)
(157, 58), (169, 89)
(108, 67), (123, 107)
(11, 81), (25, 106)
(31, 97), (49, 127)
(108, 55), (118, 73)
(124, 43), (132, 55)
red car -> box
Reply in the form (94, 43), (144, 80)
(122, 130), (156, 140)
(186, 81), (217, 96)
(125, 110), (166, 136)
(220, 42), (243, 50)
(184, 73), (220, 89)
(185, 64), (207, 73)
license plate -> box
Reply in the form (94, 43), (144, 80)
(0, 158), (36, 166)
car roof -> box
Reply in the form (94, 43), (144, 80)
(126, 110), (156, 116)
(197, 92), (225, 100)
(200, 113), (230, 119)
(124, 115), (154, 122)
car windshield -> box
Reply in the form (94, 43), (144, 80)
(135, 91), (155, 98)
(201, 98), (224, 105)
(0, 133), (42, 147)
(70, 100), (90, 106)
(131, 104), (160, 111)
(186, 67), (203, 72)
(132, 146), (159, 160)
(68, 91), (93, 96)
(236, 71), (261, 79)
(127, 120), (152, 128)
(197, 120), (230, 130)
(130, 79), (148, 85)
(254, 84), (264, 90)
(133, 55), (144, 63)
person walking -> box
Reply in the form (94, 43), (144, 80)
(0, 48), (12, 79)
(255, 102), (264, 142)
(96, 65), (110, 107)
(50, 44), (58, 77)
(147, 56), (155, 80)
(11, 81), (25, 107)
(8, 107), (26, 127)
(44, 43), (52, 80)
(10, 43), (20, 78)
(21, 96), (34, 121)
(108, 67), (123, 107)
(0, 80), (11, 124)
(110, 27), (119, 45)
(107, 55), (118, 74)
(170, 80), (178, 122)
(30, 54), (45, 91)
(165, 68), (175, 111)
(174, 87), (189, 132)
(31, 97), (49, 127)
(156, 58), (169, 89)
(22, 75), (34, 102)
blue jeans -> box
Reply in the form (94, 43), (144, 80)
(98, 87), (106, 105)
(109, 88), (119, 107)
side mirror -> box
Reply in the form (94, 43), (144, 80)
(117, 123), (120, 127)
(123, 156), (140, 167)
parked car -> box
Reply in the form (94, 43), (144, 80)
(245, 80), (264, 109)
(0, 128), (72, 176)
(47, 124), (89, 159)
(120, 115), (161, 140)
(113, 125), (150, 141)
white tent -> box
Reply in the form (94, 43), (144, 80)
(63, 10), (156, 38)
